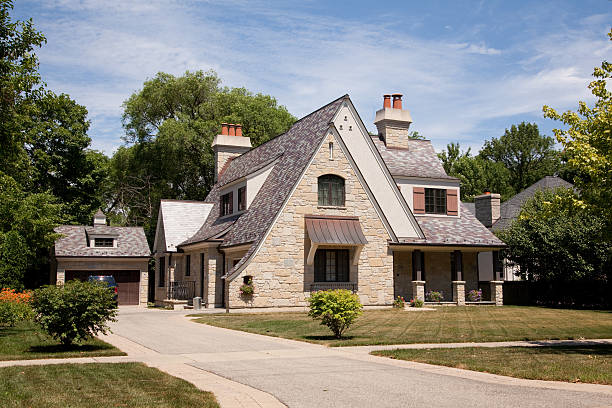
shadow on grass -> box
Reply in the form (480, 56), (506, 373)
(303, 335), (355, 341)
(535, 345), (612, 357)
(28, 343), (115, 354)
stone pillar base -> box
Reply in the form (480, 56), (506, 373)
(490, 280), (504, 306)
(412, 280), (425, 302)
(452, 281), (466, 306)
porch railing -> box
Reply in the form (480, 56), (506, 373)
(167, 280), (195, 301)
(310, 282), (357, 293)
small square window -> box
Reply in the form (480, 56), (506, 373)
(94, 238), (114, 247)
(424, 188), (447, 215)
(220, 191), (233, 216)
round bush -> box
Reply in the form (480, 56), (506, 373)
(307, 289), (363, 338)
(31, 280), (117, 345)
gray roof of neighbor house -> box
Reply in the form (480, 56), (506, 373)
(156, 199), (213, 252)
(54, 225), (150, 257)
(181, 95), (345, 248)
(492, 176), (574, 231)
(370, 136), (457, 180)
(398, 203), (505, 247)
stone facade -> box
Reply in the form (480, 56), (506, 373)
(381, 126), (410, 150)
(227, 132), (394, 308)
(55, 257), (149, 306)
(452, 281), (465, 306)
(490, 280), (503, 306)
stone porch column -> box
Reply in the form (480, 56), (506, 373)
(412, 280), (425, 302)
(490, 281), (503, 306)
(206, 252), (217, 308)
(452, 281), (466, 306)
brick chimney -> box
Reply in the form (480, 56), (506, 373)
(212, 123), (252, 182)
(474, 192), (501, 228)
(373, 93), (413, 149)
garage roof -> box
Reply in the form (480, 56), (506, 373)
(55, 225), (150, 257)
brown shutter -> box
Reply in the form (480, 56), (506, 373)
(413, 187), (425, 214)
(446, 189), (458, 216)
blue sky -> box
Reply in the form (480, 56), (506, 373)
(14, 0), (611, 155)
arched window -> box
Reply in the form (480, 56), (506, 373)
(318, 175), (345, 206)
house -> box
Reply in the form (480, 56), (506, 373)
(469, 176), (574, 280)
(51, 209), (151, 306)
(152, 94), (506, 309)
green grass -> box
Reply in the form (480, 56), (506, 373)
(372, 345), (612, 385)
(0, 363), (219, 408)
(192, 306), (612, 346)
(0, 320), (125, 361)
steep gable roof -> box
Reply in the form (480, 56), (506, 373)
(55, 225), (150, 257)
(493, 176), (574, 231)
(155, 199), (213, 252)
(371, 136), (457, 180)
(181, 95), (346, 247)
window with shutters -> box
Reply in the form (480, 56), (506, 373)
(425, 188), (447, 214)
(238, 186), (246, 211)
(220, 191), (233, 216)
(314, 249), (349, 282)
(318, 175), (345, 206)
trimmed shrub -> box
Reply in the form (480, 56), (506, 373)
(0, 288), (33, 327)
(31, 280), (117, 345)
(307, 289), (363, 338)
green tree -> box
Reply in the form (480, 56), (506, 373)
(498, 188), (611, 284)
(438, 142), (471, 174)
(543, 32), (612, 227)
(23, 92), (109, 224)
(0, 0), (46, 180)
(479, 122), (561, 192)
(0, 173), (62, 289)
(109, 70), (296, 240)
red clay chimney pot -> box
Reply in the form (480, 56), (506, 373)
(235, 124), (243, 137)
(221, 123), (229, 135)
(383, 94), (391, 109)
(228, 124), (236, 136)
(392, 93), (403, 110)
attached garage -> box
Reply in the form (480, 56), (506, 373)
(52, 210), (151, 306)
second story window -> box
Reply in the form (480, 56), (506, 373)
(94, 238), (114, 247)
(425, 188), (446, 214)
(220, 191), (233, 216)
(318, 174), (345, 207)
(238, 186), (246, 211)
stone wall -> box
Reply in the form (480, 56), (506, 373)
(227, 132), (394, 308)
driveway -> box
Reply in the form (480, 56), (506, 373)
(106, 307), (612, 408)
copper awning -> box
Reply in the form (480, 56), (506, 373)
(305, 215), (368, 245)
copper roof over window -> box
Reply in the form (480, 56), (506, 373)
(305, 215), (368, 245)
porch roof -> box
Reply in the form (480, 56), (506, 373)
(305, 215), (368, 245)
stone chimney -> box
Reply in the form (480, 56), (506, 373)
(474, 192), (501, 228)
(93, 209), (106, 226)
(373, 93), (413, 149)
(212, 123), (252, 182)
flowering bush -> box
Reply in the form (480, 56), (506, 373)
(0, 288), (33, 327)
(239, 277), (254, 296)
(425, 290), (444, 302)
(467, 289), (483, 302)
(410, 298), (424, 308)
(392, 296), (405, 308)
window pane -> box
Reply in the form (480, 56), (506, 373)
(425, 188), (447, 214)
(318, 175), (344, 206)
(326, 251), (337, 281)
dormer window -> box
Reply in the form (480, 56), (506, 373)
(220, 192), (233, 216)
(318, 174), (345, 207)
(238, 186), (246, 212)
(425, 188), (447, 214)
(94, 238), (114, 248)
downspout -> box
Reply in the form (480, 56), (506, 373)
(222, 251), (229, 313)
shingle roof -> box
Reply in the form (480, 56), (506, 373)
(181, 95), (345, 248)
(492, 176), (574, 231)
(371, 136), (457, 180)
(54, 225), (150, 257)
(398, 203), (505, 247)
(157, 200), (213, 252)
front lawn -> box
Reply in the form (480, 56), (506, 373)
(0, 320), (124, 361)
(0, 363), (219, 408)
(372, 345), (612, 385)
(192, 307), (612, 346)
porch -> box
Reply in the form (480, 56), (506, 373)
(392, 248), (504, 306)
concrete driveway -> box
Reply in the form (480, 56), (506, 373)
(105, 307), (612, 408)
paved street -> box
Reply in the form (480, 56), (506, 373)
(105, 307), (612, 408)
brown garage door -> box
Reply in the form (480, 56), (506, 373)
(65, 270), (140, 305)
